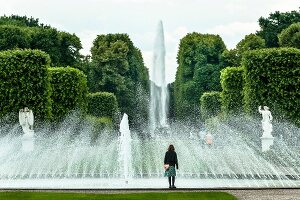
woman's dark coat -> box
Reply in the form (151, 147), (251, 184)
(164, 151), (178, 169)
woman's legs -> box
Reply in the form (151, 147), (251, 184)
(171, 176), (176, 188)
(168, 177), (172, 188)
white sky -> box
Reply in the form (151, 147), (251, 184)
(0, 0), (299, 83)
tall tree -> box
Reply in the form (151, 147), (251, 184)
(0, 15), (83, 67)
(256, 8), (300, 47)
(221, 34), (265, 67)
(30, 27), (61, 65)
(59, 31), (83, 67)
(90, 33), (149, 129)
(174, 33), (226, 120)
(0, 25), (30, 50)
(0, 15), (41, 27)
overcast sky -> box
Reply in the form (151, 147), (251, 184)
(1, 0), (299, 83)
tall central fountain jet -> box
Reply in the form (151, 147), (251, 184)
(150, 21), (169, 136)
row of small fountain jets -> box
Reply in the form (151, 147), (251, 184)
(1, 110), (300, 183)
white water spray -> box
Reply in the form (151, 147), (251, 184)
(119, 113), (132, 183)
(150, 20), (169, 136)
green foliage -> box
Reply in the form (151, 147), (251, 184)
(221, 34), (265, 68)
(0, 49), (52, 121)
(220, 67), (244, 115)
(200, 91), (222, 120)
(243, 48), (300, 125)
(87, 92), (118, 118)
(0, 25), (30, 50)
(86, 115), (113, 142)
(257, 9), (300, 47)
(30, 27), (61, 65)
(174, 32), (226, 120)
(49, 67), (88, 121)
(0, 15), (42, 27)
(279, 22), (300, 49)
(167, 82), (175, 119)
(59, 31), (83, 67)
(220, 49), (240, 67)
(0, 15), (83, 67)
(89, 33), (149, 128)
(236, 34), (266, 54)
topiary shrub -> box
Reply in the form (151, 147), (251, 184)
(87, 92), (118, 118)
(243, 48), (300, 125)
(200, 91), (222, 120)
(220, 67), (244, 116)
(49, 67), (88, 121)
(0, 49), (52, 122)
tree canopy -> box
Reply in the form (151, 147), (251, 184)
(89, 33), (149, 128)
(174, 32), (226, 120)
(279, 22), (300, 49)
(221, 34), (265, 68)
(0, 15), (82, 67)
(256, 8), (300, 47)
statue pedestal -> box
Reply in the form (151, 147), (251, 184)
(22, 130), (35, 152)
(261, 135), (274, 152)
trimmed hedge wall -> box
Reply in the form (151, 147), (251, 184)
(200, 91), (222, 120)
(49, 67), (88, 121)
(243, 48), (300, 125)
(0, 49), (52, 121)
(220, 67), (244, 115)
(87, 92), (118, 118)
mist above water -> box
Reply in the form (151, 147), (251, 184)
(0, 112), (300, 188)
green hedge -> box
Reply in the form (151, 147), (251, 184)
(200, 91), (222, 120)
(0, 49), (52, 121)
(243, 48), (300, 125)
(87, 92), (118, 118)
(220, 67), (244, 115)
(49, 67), (88, 121)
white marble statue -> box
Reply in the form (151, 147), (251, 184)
(19, 107), (34, 136)
(258, 106), (273, 137)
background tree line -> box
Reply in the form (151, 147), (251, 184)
(0, 7), (299, 134)
(0, 15), (150, 133)
(172, 8), (300, 127)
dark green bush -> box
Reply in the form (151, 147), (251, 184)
(49, 67), (88, 121)
(0, 49), (52, 121)
(200, 91), (222, 120)
(87, 92), (118, 118)
(220, 67), (244, 115)
(243, 48), (300, 125)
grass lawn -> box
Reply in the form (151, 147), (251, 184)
(0, 192), (237, 200)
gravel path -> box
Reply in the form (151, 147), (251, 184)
(1, 188), (300, 199)
(228, 189), (300, 200)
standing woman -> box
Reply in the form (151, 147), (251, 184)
(164, 144), (178, 189)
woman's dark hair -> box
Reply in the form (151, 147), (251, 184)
(168, 144), (175, 151)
